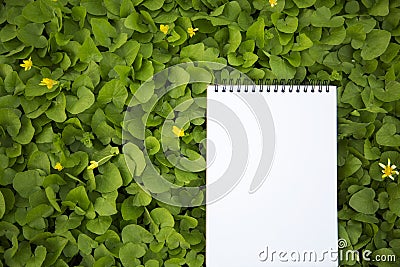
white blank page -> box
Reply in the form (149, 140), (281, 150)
(206, 86), (337, 266)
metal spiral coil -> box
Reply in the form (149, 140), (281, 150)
(214, 79), (330, 93)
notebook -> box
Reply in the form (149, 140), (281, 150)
(206, 82), (338, 266)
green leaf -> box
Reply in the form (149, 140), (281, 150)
(145, 136), (160, 155)
(310, 7), (344, 27)
(292, 0), (316, 8)
(269, 55), (296, 80)
(126, 183), (152, 206)
(104, 0), (121, 15)
(13, 170), (42, 198)
(376, 124), (400, 147)
(46, 93), (67, 123)
(65, 186), (91, 210)
(119, 243), (146, 266)
(145, 260), (160, 267)
(66, 87), (95, 114)
(242, 52), (258, 68)
(86, 216), (112, 235)
(143, 0), (165, 10)
(26, 204), (54, 223)
(349, 188), (379, 214)
(122, 224), (154, 243)
(369, 0), (389, 16)
(97, 79), (128, 109)
(5, 71), (25, 95)
(178, 151), (206, 172)
(227, 25), (242, 53)
(341, 82), (363, 109)
(338, 154), (362, 178)
(136, 60), (154, 82)
(364, 139), (380, 160)
(292, 33), (313, 51)
(94, 191), (118, 216)
(96, 162), (123, 193)
(150, 208), (175, 228)
(121, 198), (144, 220)
(80, 0), (107, 15)
(25, 246), (47, 267)
(186, 250), (204, 267)
(246, 18), (264, 48)
(165, 258), (186, 267)
(0, 191), (5, 219)
(0, 25), (17, 43)
(78, 37), (103, 63)
(123, 143), (146, 177)
(13, 116), (34, 144)
(17, 23), (47, 48)
(361, 30), (391, 60)
(180, 43), (205, 61)
(381, 43), (400, 64)
(22, 0), (54, 23)
(372, 81), (400, 102)
(91, 109), (116, 145)
(45, 187), (61, 212)
(0, 108), (21, 137)
(78, 234), (98, 255)
(28, 151), (50, 175)
(90, 18), (117, 47)
(72, 6), (87, 28)
(125, 12), (148, 33)
(275, 16), (298, 34)
(346, 220), (362, 245)
(321, 26), (346, 45)
(175, 168), (198, 184)
(389, 198), (400, 217)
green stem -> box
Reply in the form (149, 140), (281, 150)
(98, 154), (114, 165)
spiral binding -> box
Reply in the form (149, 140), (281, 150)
(214, 79), (330, 93)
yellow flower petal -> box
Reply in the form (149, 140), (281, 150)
(54, 162), (63, 171)
(269, 0), (277, 7)
(380, 158), (399, 180)
(87, 160), (99, 170)
(172, 126), (185, 137)
(160, 24), (169, 34)
(187, 27), (198, 38)
(20, 57), (33, 71)
(39, 78), (58, 89)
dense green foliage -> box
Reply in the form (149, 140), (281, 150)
(1, 0), (400, 266)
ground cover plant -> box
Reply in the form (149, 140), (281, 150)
(1, 0), (400, 266)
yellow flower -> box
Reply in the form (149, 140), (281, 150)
(160, 24), (169, 34)
(269, 0), (277, 7)
(187, 27), (198, 38)
(39, 78), (58, 89)
(172, 126), (185, 137)
(20, 57), (33, 71)
(54, 162), (63, 171)
(379, 158), (399, 180)
(87, 160), (99, 170)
